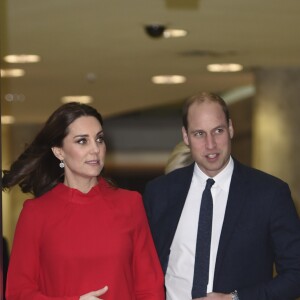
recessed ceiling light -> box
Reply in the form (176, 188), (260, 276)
(61, 95), (93, 104)
(152, 75), (186, 84)
(1, 115), (15, 125)
(0, 69), (25, 77)
(207, 63), (243, 72)
(5, 93), (25, 102)
(163, 29), (188, 38)
(4, 54), (41, 63)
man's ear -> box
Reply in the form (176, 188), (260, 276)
(229, 119), (234, 139)
(51, 147), (64, 160)
(182, 126), (190, 147)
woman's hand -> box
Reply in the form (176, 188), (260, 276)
(79, 286), (108, 300)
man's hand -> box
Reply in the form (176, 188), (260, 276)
(80, 286), (108, 300)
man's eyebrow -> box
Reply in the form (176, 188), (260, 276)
(190, 124), (227, 133)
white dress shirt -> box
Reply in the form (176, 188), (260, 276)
(165, 157), (234, 300)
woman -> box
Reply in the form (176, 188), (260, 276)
(2, 102), (164, 300)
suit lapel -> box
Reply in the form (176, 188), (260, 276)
(159, 164), (194, 272)
(213, 160), (247, 286)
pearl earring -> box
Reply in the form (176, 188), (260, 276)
(59, 161), (65, 168)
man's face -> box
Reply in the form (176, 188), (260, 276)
(182, 101), (234, 177)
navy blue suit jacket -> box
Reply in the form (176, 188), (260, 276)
(143, 160), (300, 300)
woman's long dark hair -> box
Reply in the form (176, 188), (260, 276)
(2, 102), (105, 197)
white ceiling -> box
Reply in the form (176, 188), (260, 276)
(1, 0), (300, 124)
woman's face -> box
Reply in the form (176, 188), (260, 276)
(52, 116), (106, 190)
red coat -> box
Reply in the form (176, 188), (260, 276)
(6, 178), (164, 300)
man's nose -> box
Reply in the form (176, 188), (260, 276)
(205, 134), (216, 149)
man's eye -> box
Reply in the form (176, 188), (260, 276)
(215, 128), (224, 134)
(194, 131), (204, 137)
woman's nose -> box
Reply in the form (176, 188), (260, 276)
(90, 141), (101, 153)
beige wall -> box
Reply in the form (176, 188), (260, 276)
(253, 68), (300, 214)
(2, 126), (27, 253)
(230, 97), (253, 167)
(3, 72), (300, 253)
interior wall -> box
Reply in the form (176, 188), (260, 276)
(230, 97), (253, 166)
(253, 68), (300, 214)
(1, 0), (8, 297)
(0, 108), (3, 300)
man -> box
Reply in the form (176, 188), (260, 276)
(143, 92), (300, 300)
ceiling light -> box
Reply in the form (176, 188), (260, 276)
(207, 63), (243, 72)
(5, 93), (25, 102)
(1, 69), (25, 77)
(61, 95), (93, 104)
(4, 54), (41, 63)
(163, 29), (188, 38)
(1, 115), (15, 125)
(152, 75), (186, 84)
(144, 25), (187, 39)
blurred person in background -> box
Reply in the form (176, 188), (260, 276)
(164, 141), (193, 174)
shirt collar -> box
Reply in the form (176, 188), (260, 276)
(193, 156), (234, 192)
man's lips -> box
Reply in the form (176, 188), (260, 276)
(206, 153), (218, 160)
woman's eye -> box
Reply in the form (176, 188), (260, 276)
(77, 139), (87, 144)
(96, 136), (104, 143)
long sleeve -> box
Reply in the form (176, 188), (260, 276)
(6, 200), (78, 300)
(142, 161), (300, 300)
(210, 160), (300, 300)
(237, 182), (300, 300)
(6, 182), (165, 300)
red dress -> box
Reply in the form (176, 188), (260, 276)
(6, 178), (164, 300)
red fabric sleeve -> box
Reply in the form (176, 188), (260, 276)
(6, 200), (78, 300)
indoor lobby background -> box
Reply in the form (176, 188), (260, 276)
(1, 1), (300, 299)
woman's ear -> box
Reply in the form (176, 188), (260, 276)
(51, 147), (64, 160)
